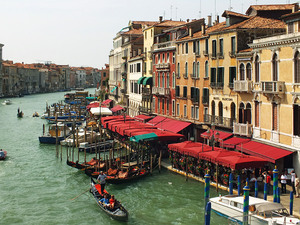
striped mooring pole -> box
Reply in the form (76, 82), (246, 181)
(204, 173), (210, 210)
(238, 175), (241, 196)
(204, 202), (211, 225)
(277, 187), (280, 203)
(273, 166), (279, 203)
(243, 183), (250, 225)
(255, 180), (258, 198)
(229, 173), (233, 195)
(264, 183), (268, 200)
(290, 191), (294, 215)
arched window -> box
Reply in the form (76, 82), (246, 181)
(294, 51), (300, 83)
(272, 53), (278, 81)
(166, 72), (170, 88)
(205, 61), (209, 78)
(158, 54), (161, 64)
(162, 53), (165, 63)
(158, 72), (161, 87)
(239, 102), (245, 123)
(230, 102), (236, 126)
(255, 55), (260, 82)
(211, 101), (215, 117)
(193, 62), (196, 76)
(245, 103), (252, 124)
(172, 72), (175, 88)
(197, 62), (200, 78)
(246, 63), (252, 80)
(218, 101), (223, 124)
(162, 72), (165, 88)
(240, 63), (245, 80)
(185, 62), (188, 77)
(177, 63), (180, 76)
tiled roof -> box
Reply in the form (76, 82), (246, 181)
(132, 21), (157, 26)
(123, 28), (143, 35)
(281, 10), (300, 19)
(154, 20), (186, 27)
(222, 10), (250, 18)
(246, 4), (295, 14)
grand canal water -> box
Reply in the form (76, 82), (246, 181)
(0, 89), (228, 225)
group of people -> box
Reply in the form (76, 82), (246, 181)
(97, 171), (115, 209)
(280, 170), (299, 197)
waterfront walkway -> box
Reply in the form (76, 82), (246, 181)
(161, 160), (300, 218)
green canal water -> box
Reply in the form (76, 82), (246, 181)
(0, 89), (229, 225)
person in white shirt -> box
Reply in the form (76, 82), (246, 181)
(280, 171), (288, 194)
(290, 170), (296, 194)
(295, 175), (300, 198)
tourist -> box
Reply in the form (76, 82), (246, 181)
(266, 173), (271, 195)
(97, 171), (107, 194)
(295, 174), (299, 198)
(290, 170), (296, 194)
(280, 171), (288, 194)
(100, 194), (109, 206)
(109, 195), (115, 209)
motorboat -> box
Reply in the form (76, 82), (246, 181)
(0, 149), (7, 160)
(39, 123), (71, 144)
(2, 99), (12, 105)
(210, 195), (300, 225)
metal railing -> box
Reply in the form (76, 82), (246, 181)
(142, 88), (151, 95)
(139, 106), (152, 114)
(233, 80), (253, 92)
(260, 81), (285, 94)
(210, 82), (224, 89)
(190, 73), (200, 79)
(152, 41), (176, 51)
(233, 122), (253, 137)
(229, 51), (236, 58)
(204, 114), (235, 128)
(152, 87), (170, 96)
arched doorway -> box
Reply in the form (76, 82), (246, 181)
(211, 100), (215, 123)
(218, 101), (223, 125)
(239, 102), (245, 123)
(245, 103), (252, 124)
(230, 102), (236, 126)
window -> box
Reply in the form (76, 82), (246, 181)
(172, 100), (175, 115)
(185, 42), (188, 54)
(210, 68), (217, 86)
(177, 63), (180, 76)
(162, 99), (165, 114)
(166, 73), (170, 88)
(153, 72), (156, 86)
(295, 52), (300, 83)
(240, 64), (245, 80)
(167, 53), (169, 63)
(103, 72), (106, 77)
(175, 86), (180, 97)
(153, 98), (156, 111)
(288, 22), (294, 34)
(137, 63), (141, 72)
(158, 98), (161, 113)
(167, 99), (169, 114)
(229, 67), (236, 88)
(231, 36), (236, 53)
(177, 103), (180, 116)
(162, 53), (165, 63)
(197, 40), (200, 54)
(158, 72), (161, 87)
(191, 106), (194, 118)
(172, 72), (175, 88)
(182, 43), (184, 54)
(193, 62), (196, 76)
(255, 55), (260, 83)
(185, 62), (188, 77)
(158, 54), (161, 64)
(202, 88), (209, 104)
(219, 39), (223, 56)
(197, 62), (200, 78)
(183, 86), (187, 98)
(195, 106), (199, 120)
(246, 63), (252, 80)
(255, 101), (259, 127)
(293, 104), (300, 136)
(145, 31), (147, 39)
(217, 67), (224, 87)
(184, 105), (187, 117)
(205, 39), (209, 54)
(212, 40), (217, 58)
(272, 103), (278, 131)
(272, 53), (278, 81)
(172, 52), (175, 64)
(205, 61), (209, 78)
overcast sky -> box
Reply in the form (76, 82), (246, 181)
(0, 0), (293, 68)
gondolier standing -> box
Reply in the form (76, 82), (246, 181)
(97, 171), (107, 194)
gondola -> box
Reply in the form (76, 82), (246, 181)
(67, 158), (105, 170)
(90, 178), (128, 221)
(17, 108), (23, 118)
(105, 167), (150, 184)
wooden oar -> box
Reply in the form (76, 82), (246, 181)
(70, 188), (91, 200)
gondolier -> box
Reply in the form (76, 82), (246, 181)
(97, 171), (107, 194)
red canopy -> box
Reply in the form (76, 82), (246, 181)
(134, 115), (152, 122)
(201, 130), (233, 141)
(146, 116), (167, 126)
(103, 116), (131, 128)
(101, 115), (123, 124)
(119, 124), (155, 136)
(236, 141), (293, 163)
(168, 141), (202, 151)
(101, 99), (112, 106)
(86, 102), (100, 110)
(215, 155), (269, 170)
(156, 119), (191, 133)
(125, 128), (158, 136)
(111, 105), (124, 113)
(198, 149), (240, 163)
(223, 137), (250, 148)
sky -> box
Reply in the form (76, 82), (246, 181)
(0, 0), (294, 69)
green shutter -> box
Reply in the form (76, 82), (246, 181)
(210, 68), (216, 83)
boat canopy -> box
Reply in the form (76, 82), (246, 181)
(255, 202), (285, 213)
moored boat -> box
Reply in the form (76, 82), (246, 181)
(0, 149), (7, 160)
(105, 167), (150, 184)
(210, 195), (300, 225)
(2, 99), (12, 105)
(39, 123), (71, 144)
(90, 178), (128, 221)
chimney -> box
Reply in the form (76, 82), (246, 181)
(216, 15), (219, 24)
(159, 16), (163, 23)
(207, 15), (212, 27)
(187, 19), (190, 22)
(201, 22), (206, 34)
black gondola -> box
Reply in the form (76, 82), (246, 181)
(105, 168), (150, 184)
(17, 108), (23, 118)
(90, 178), (128, 221)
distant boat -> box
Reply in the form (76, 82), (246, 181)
(39, 123), (71, 144)
(32, 112), (39, 117)
(17, 108), (24, 118)
(0, 150), (7, 160)
(2, 100), (12, 105)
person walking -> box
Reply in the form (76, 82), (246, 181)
(97, 171), (107, 195)
(266, 172), (271, 195)
(295, 175), (300, 198)
(280, 171), (288, 194)
(290, 170), (296, 194)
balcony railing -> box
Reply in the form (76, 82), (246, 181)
(142, 87), (151, 95)
(233, 123), (252, 137)
(202, 96), (209, 104)
(204, 114), (235, 129)
(229, 51), (236, 58)
(191, 97), (199, 104)
(139, 106), (152, 115)
(190, 73), (200, 79)
(176, 73), (180, 79)
(183, 73), (188, 79)
(152, 41), (176, 51)
(217, 52), (224, 59)
(260, 81), (285, 94)
(233, 80), (253, 92)
(152, 87), (170, 96)
(203, 50), (209, 56)
(195, 51), (200, 56)
(210, 82), (224, 89)
(156, 63), (170, 70)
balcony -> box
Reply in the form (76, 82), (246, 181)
(204, 114), (235, 129)
(176, 73), (180, 79)
(142, 87), (151, 95)
(183, 73), (188, 79)
(152, 41), (176, 51)
(190, 73), (200, 80)
(203, 50), (209, 56)
(139, 106), (152, 115)
(260, 81), (285, 94)
(195, 51), (200, 57)
(233, 123), (252, 137)
(233, 80), (253, 92)
(229, 51), (236, 58)
(210, 82), (224, 89)
(156, 63), (170, 71)
(211, 53), (217, 60)
(152, 87), (170, 96)
(217, 52), (224, 59)
(191, 97), (199, 104)
(202, 96), (209, 105)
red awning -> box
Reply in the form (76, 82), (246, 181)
(86, 101), (100, 110)
(106, 118), (133, 130)
(168, 141), (203, 151)
(111, 105), (124, 113)
(120, 124), (156, 136)
(101, 115), (123, 125)
(101, 99), (112, 106)
(134, 115), (152, 122)
(146, 116), (167, 126)
(236, 141), (294, 163)
(215, 155), (269, 170)
(201, 130), (233, 141)
(199, 149), (240, 163)
(223, 137), (250, 148)
(125, 128), (158, 136)
(156, 119), (191, 133)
